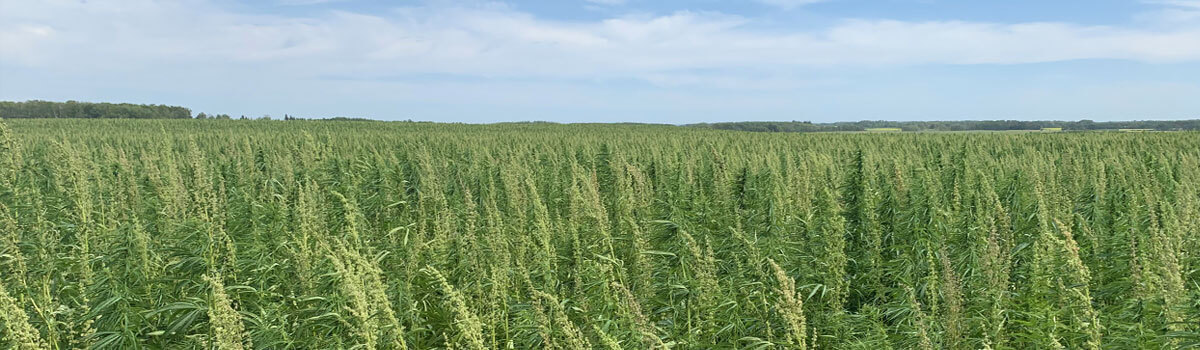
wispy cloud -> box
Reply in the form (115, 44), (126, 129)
(1145, 0), (1200, 9)
(585, 0), (628, 6)
(2, 0), (1200, 122)
(7, 1), (1197, 81)
(755, 0), (830, 10)
(1136, 0), (1200, 26)
(276, 0), (348, 5)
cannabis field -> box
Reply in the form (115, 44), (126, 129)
(1, 119), (1198, 349)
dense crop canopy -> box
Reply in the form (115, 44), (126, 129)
(1, 119), (1198, 349)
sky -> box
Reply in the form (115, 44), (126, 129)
(2, 0), (1200, 123)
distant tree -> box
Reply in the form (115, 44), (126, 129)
(687, 119), (1200, 133)
(196, 112), (208, 119)
(0, 100), (191, 119)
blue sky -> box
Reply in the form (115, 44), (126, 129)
(2, 0), (1199, 123)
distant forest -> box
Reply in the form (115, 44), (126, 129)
(4, 100), (1199, 131)
(0, 100), (193, 119)
(689, 119), (1200, 132)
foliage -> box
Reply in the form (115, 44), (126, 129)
(1, 118), (1198, 349)
(690, 119), (1200, 132)
(0, 100), (192, 119)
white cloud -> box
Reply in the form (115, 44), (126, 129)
(2, 0), (1200, 88)
(1145, 0), (1200, 9)
(585, 0), (628, 6)
(277, 0), (347, 5)
(755, 0), (829, 10)
(1138, 0), (1200, 26)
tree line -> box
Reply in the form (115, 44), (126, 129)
(689, 119), (1200, 132)
(0, 100), (368, 121)
(0, 100), (192, 119)
(6, 100), (1198, 131)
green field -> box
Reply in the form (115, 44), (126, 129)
(2, 119), (1199, 349)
